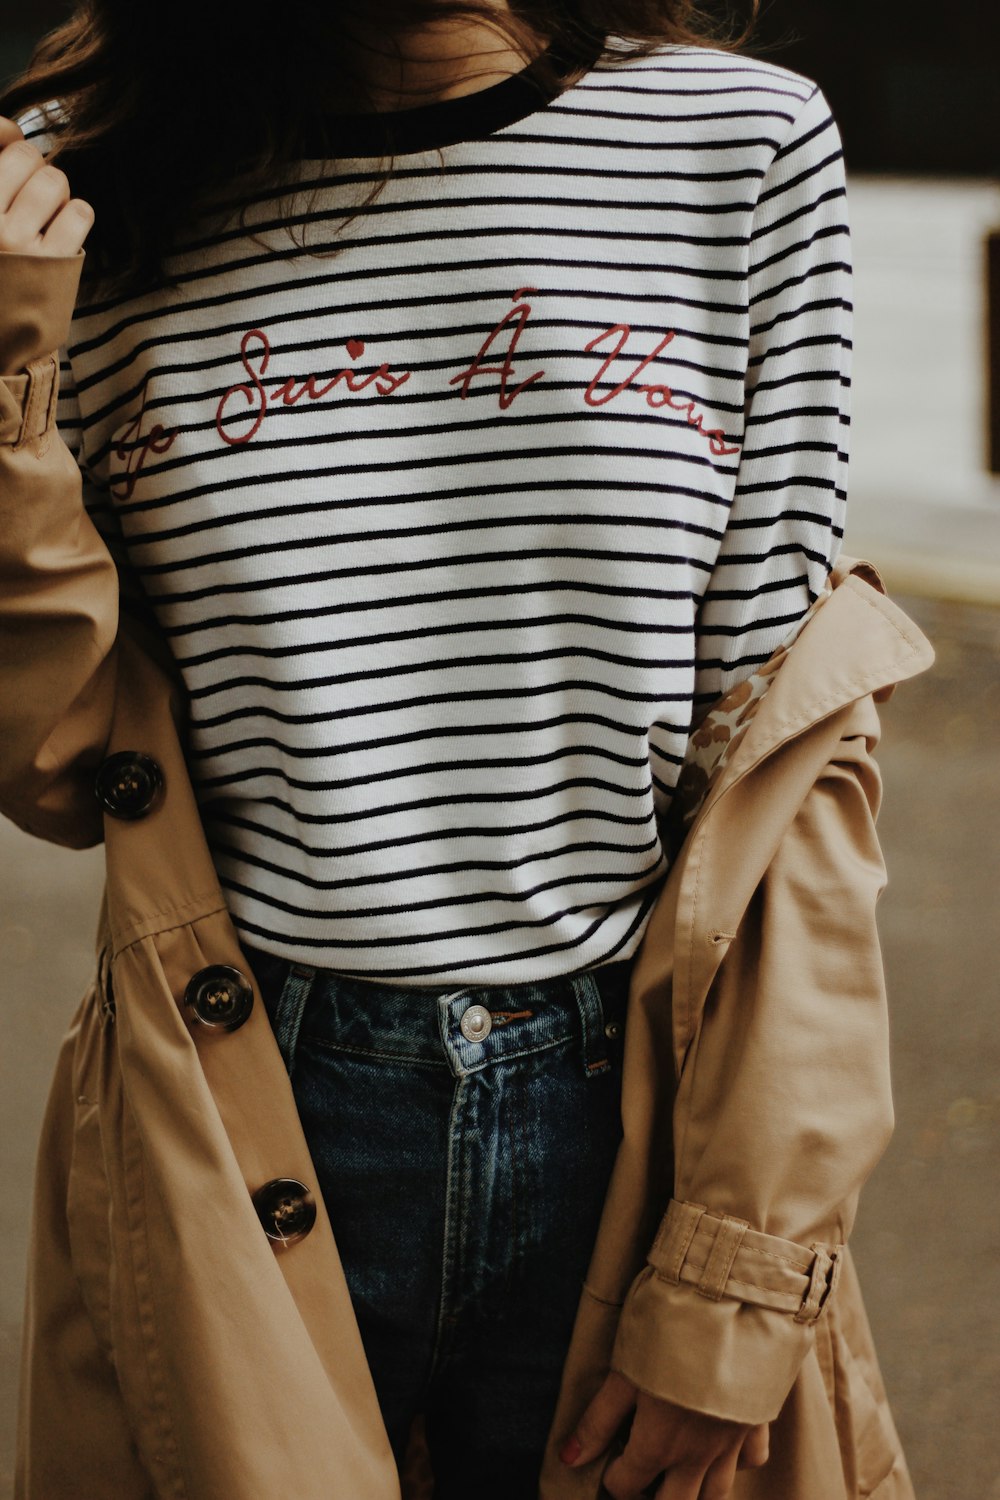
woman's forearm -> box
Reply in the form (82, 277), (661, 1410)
(0, 148), (116, 844)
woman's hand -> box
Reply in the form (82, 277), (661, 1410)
(560, 1369), (770, 1499)
(0, 114), (94, 256)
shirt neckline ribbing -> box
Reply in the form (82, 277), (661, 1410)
(301, 28), (608, 158)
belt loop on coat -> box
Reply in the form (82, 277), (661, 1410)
(650, 1199), (707, 1283)
(11, 353), (58, 452)
(271, 962), (317, 1075)
(696, 1215), (749, 1301)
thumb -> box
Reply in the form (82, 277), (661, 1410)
(560, 1370), (637, 1466)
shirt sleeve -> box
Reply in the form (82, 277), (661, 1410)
(54, 344), (123, 549)
(56, 347), (165, 650)
(18, 102), (134, 605)
(692, 82), (852, 727)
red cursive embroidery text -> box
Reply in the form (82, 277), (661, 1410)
(215, 329), (410, 446)
(109, 378), (180, 500)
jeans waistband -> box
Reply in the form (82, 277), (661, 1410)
(240, 944), (634, 1081)
(240, 943), (630, 991)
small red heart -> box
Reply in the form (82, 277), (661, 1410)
(346, 338), (365, 360)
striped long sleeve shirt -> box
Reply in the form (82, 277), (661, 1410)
(21, 31), (852, 985)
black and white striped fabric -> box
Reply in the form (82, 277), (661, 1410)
(22, 33), (852, 984)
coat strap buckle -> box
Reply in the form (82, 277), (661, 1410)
(648, 1198), (846, 1323)
(794, 1243), (844, 1325)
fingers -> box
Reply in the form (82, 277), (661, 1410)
(0, 139), (50, 218)
(736, 1422), (770, 1469)
(697, 1444), (740, 1500)
(0, 126), (94, 256)
(654, 1463), (706, 1500)
(1, 148), (70, 235)
(605, 1446), (740, 1500)
(567, 1382), (769, 1500)
(561, 1369), (637, 1467)
(600, 1394), (757, 1500)
(38, 197), (94, 256)
(602, 1443), (676, 1500)
(0, 113), (25, 147)
(600, 1400), (689, 1500)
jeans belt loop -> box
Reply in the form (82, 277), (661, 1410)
(273, 962), (317, 1075)
(571, 970), (612, 1078)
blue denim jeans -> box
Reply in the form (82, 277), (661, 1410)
(241, 944), (633, 1499)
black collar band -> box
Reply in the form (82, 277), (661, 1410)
(301, 28), (607, 158)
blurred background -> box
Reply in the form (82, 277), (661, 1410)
(0, 3), (998, 1498)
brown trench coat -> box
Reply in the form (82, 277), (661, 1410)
(0, 248), (936, 1500)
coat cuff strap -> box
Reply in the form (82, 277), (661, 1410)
(649, 1199), (844, 1326)
(0, 353), (60, 447)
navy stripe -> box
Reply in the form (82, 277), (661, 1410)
(24, 36), (851, 982)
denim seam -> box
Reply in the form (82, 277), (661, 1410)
(506, 1082), (521, 1294)
(429, 1075), (468, 1383)
(299, 1035), (447, 1069)
(454, 1032), (575, 1075)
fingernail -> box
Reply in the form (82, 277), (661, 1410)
(560, 1435), (582, 1465)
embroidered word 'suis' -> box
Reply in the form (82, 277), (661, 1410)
(214, 329), (412, 447)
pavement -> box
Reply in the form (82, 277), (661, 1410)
(0, 587), (997, 1500)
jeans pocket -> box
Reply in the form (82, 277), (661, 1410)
(576, 967), (630, 1080)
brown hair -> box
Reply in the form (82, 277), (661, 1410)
(0, 1), (764, 305)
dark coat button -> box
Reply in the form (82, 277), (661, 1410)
(184, 965), (254, 1032)
(94, 752), (164, 820)
(251, 1179), (317, 1246)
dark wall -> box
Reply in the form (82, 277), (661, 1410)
(2, 1), (998, 175)
(747, 0), (999, 176)
(0, 0), (73, 93)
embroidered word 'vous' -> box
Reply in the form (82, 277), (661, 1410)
(207, 287), (738, 456)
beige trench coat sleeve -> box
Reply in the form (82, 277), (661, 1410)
(610, 696), (895, 1427)
(0, 248), (119, 849)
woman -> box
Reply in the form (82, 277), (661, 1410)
(0, 3), (884, 1496)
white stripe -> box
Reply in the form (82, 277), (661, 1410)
(25, 39), (850, 983)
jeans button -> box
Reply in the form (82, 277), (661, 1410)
(460, 1003), (492, 1042)
(604, 1019), (621, 1039)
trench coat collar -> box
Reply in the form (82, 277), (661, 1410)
(687, 553), (935, 830)
(650, 552), (936, 1070)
